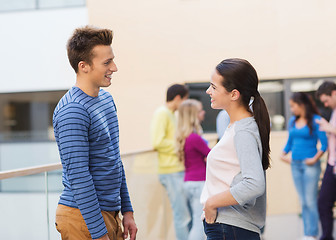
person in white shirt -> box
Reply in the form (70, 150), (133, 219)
(201, 58), (271, 240)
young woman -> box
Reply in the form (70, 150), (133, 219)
(201, 58), (270, 240)
(281, 92), (328, 240)
(176, 99), (211, 240)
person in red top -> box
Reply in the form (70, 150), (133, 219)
(176, 99), (211, 240)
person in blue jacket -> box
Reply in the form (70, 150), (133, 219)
(281, 92), (328, 240)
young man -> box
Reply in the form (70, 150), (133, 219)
(53, 26), (137, 240)
(316, 81), (336, 240)
(150, 84), (191, 240)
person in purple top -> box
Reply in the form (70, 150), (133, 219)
(281, 92), (328, 240)
(176, 99), (211, 240)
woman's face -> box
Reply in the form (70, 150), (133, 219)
(206, 70), (231, 110)
(289, 99), (304, 117)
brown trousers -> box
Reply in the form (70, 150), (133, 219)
(55, 204), (123, 240)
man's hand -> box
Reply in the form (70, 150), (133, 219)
(316, 118), (334, 133)
(122, 212), (137, 240)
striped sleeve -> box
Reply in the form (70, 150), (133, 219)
(110, 98), (133, 213)
(120, 164), (134, 213)
(55, 103), (107, 239)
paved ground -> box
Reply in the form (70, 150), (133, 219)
(262, 214), (336, 240)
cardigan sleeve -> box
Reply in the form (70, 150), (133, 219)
(230, 130), (265, 206)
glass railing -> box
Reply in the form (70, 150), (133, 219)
(0, 134), (306, 239)
(0, 163), (63, 240)
(0, 149), (178, 240)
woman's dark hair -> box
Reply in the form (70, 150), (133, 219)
(216, 58), (270, 170)
(291, 92), (319, 134)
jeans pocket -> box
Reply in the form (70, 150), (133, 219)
(204, 221), (225, 240)
(55, 215), (70, 239)
(55, 220), (61, 233)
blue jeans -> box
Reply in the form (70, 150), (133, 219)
(203, 221), (260, 240)
(159, 172), (191, 240)
(291, 160), (321, 237)
(184, 181), (206, 240)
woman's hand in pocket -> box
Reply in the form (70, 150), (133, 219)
(305, 158), (317, 166)
(204, 198), (217, 224)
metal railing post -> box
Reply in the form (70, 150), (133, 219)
(45, 171), (50, 240)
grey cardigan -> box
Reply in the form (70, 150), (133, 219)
(217, 117), (266, 234)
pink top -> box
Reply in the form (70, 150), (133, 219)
(184, 133), (211, 181)
(328, 110), (336, 166)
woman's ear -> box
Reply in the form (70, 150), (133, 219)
(231, 89), (240, 101)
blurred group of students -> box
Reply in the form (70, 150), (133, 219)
(151, 84), (209, 240)
(151, 78), (336, 240)
(280, 83), (336, 240)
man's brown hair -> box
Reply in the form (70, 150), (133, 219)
(67, 26), (113, 73)
(316, 81), (336, 98)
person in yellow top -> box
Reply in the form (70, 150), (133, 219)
(151, 84), (190, 240)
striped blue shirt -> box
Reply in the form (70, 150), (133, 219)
(53, 86), (133, 239)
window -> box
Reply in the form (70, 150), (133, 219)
(0, 0), (86, 12)
(186, 76), (336, 133)
(259, 80), (285, 131)
(0, 90), (67, 142)
(186, 83), (220, 133)
(284, 78), (333, 122)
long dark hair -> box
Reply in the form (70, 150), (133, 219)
(216, 58), (270, 170)
(291, 92), (319, 134)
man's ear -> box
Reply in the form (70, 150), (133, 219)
(231, 89), (240, 101)
(173, 95), (182, 102)
(78, 61), (89, 73)
(332, 90), (336, 97)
